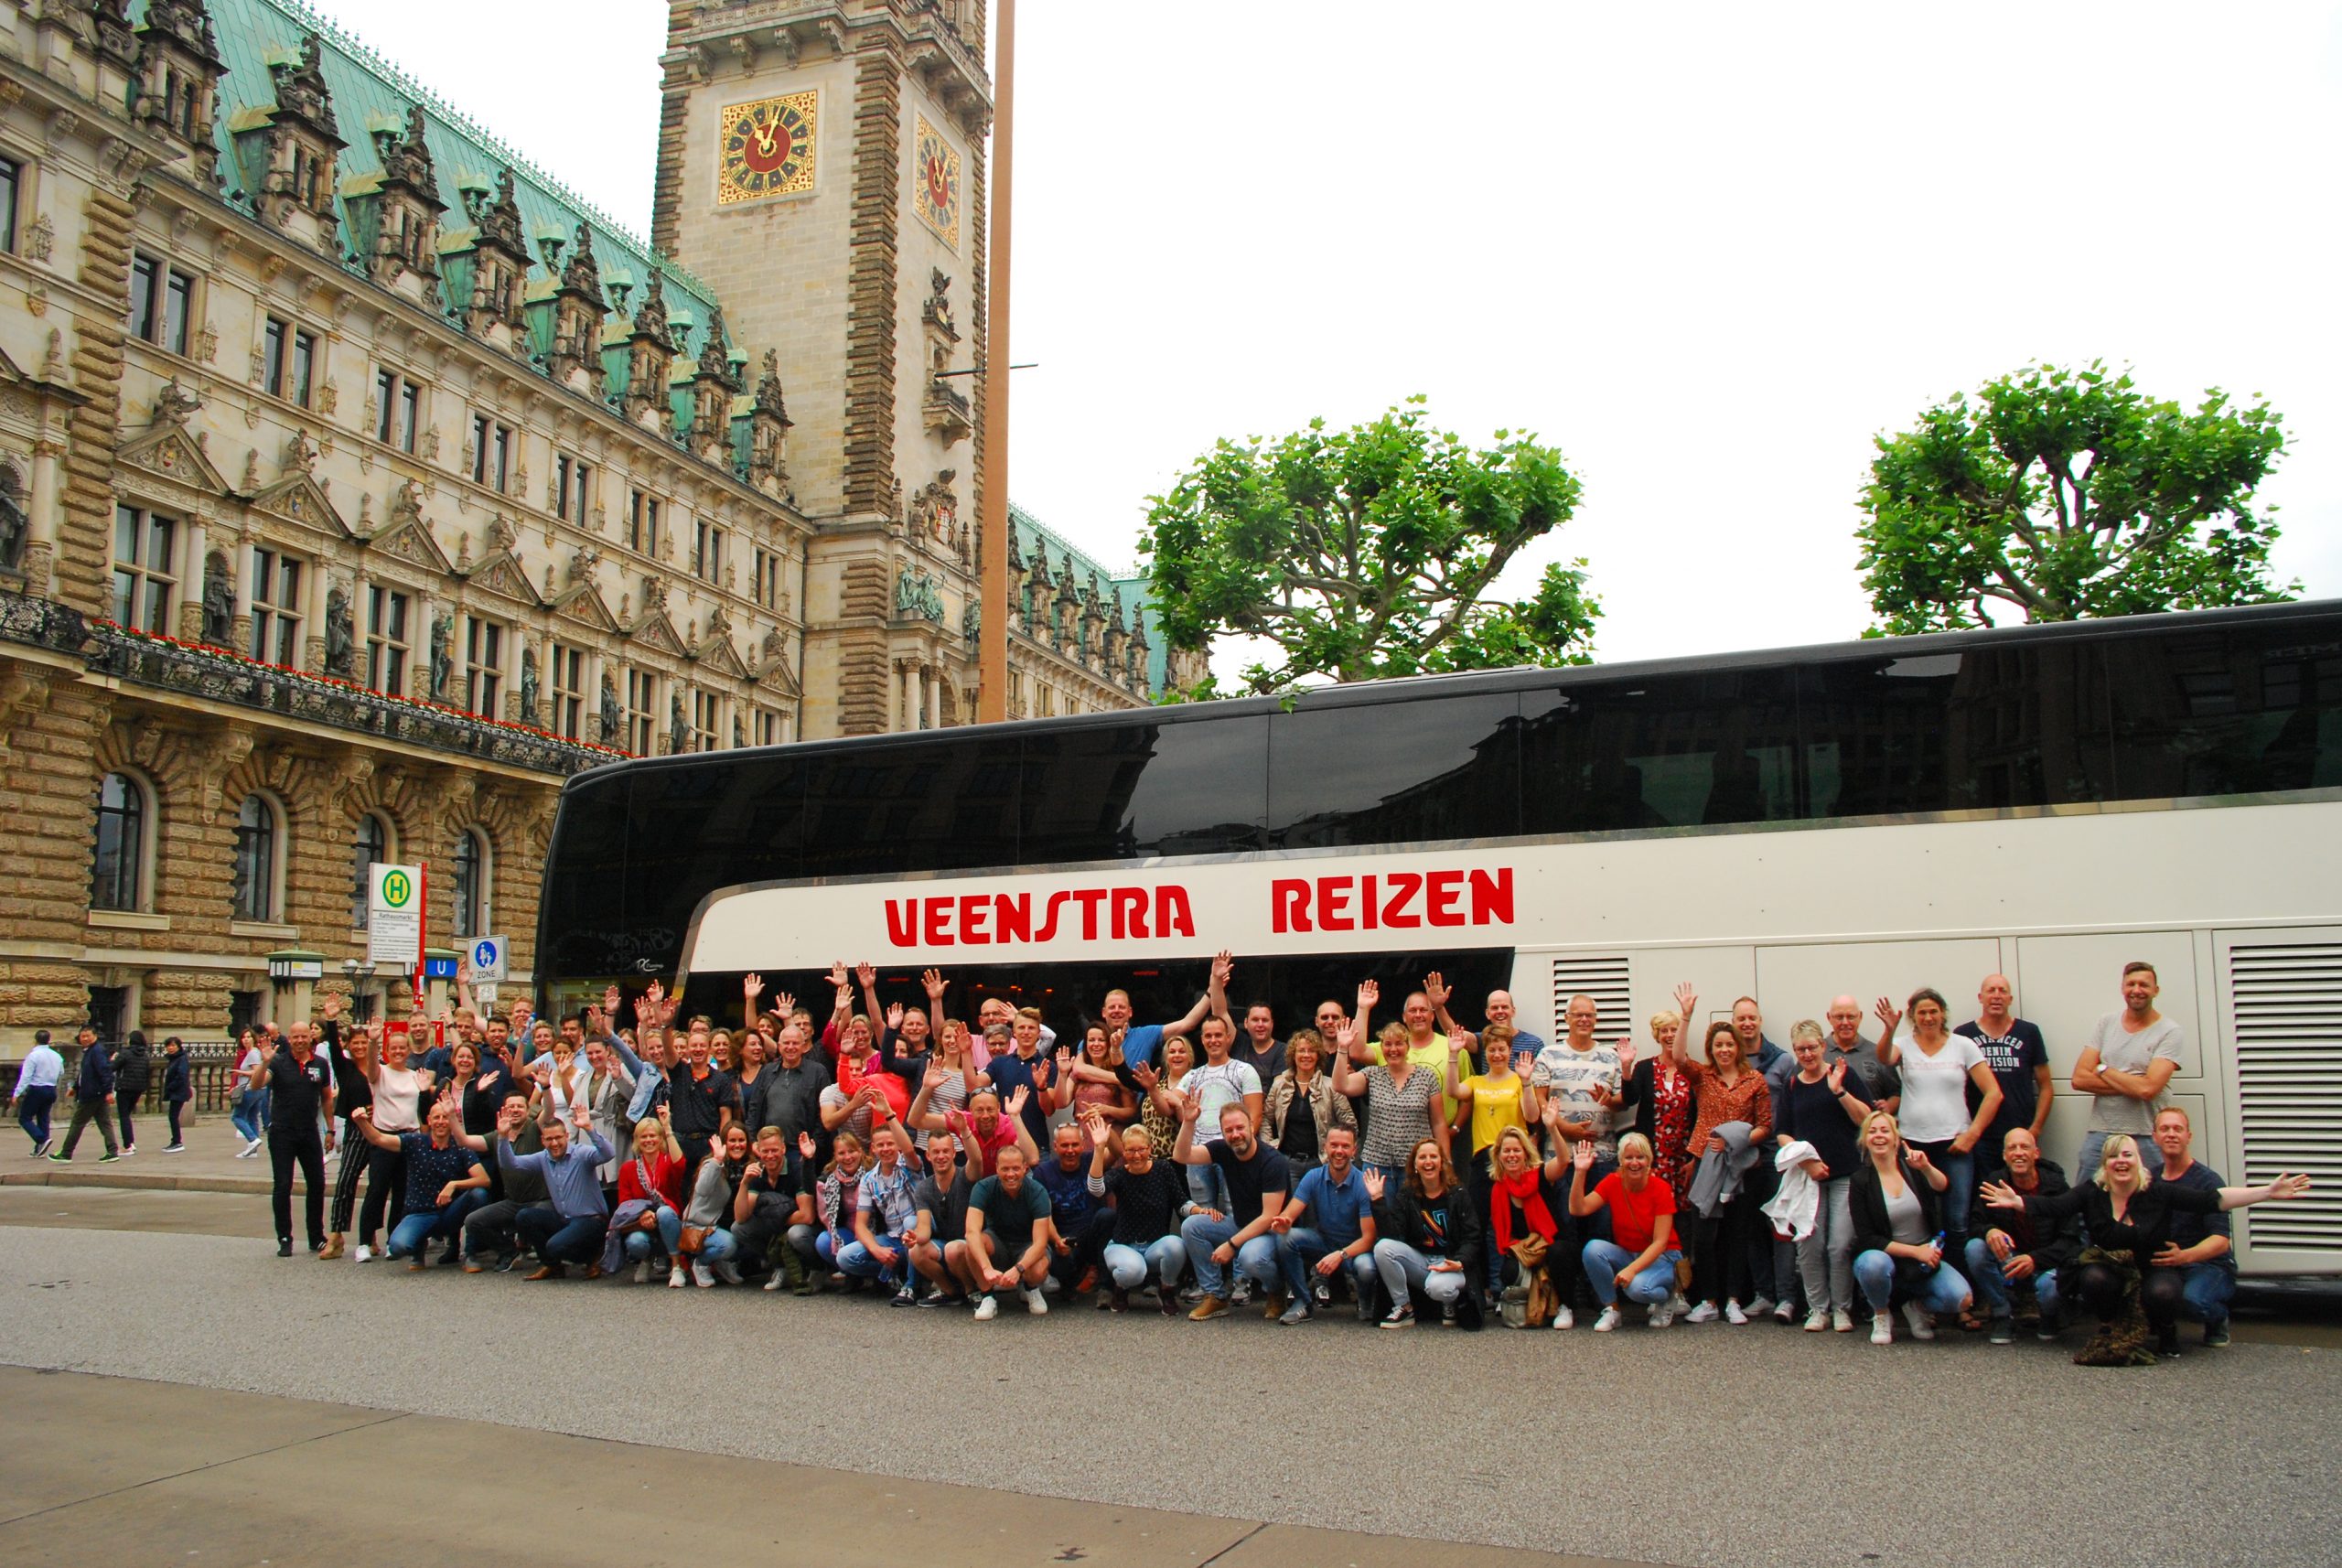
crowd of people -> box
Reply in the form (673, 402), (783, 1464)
(8, 1026), (193, 1161)
(27, 954), (2304, 1368)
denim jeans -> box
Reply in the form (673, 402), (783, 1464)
(1908, 1140), (1977, 1273)
(1102, 1236), (1187, 1290)
(837, 1234), (913, 1283)
(16, 1085), (55, 1147)
(1853, 1248), (1972, 1314)
(1582, 1240), (1681, 1307)
(1796, 1176), (1858, 1314)
(1184, 1162), (1230, 1212)
(2166, 1262), (2235, 1329)
(620, 1208), (683, 1262)
(515, 1207), (607, 1265)
(697, 1227), (739, 1264)
(387, 1191), (483, 1259)
(1279, 1226), (1378, 1308)
(1962, 1238), (2062, 1320)
(1371, 1239), (1467, 1309)
(1178, 1212), (1280, 1299)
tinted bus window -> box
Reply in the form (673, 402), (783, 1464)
(539, 773), (631, 978)
(2107, 624), (2342, 798)
(1268, 693), (1520, 849)
(622, 758), (807, 969)
(1020, 714), (1268, 862)
(800, 736), (1023, 877)
(1933, 639), (2113, 809)
(1795, 654), (1958, 819)
(1521, 668), (1799, 834)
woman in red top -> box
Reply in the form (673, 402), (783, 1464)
(1484, 1125), (1565, 1325)
(1566, 1133), (1681, 1330)
(615, 1112), (687, 1284)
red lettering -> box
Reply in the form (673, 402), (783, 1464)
(1425, 869), (1464, 927)
(1272, 878), (1311, 934)
(1072, 887), (1108, 940)
(1158, 885), (1196, 939)
(1381, 872), (1422, 928)
(994, 893), (1031, 944)
(1470, 867), (1513, 926)
(1112, 886), (1148, 940)
(1316, 875), (1354, 932)
(885, 899), (917, 947)
(922, 896), (953, 946)
(960, 894), (990, 945)
(1361, 875), (1378, 930)
(1034, 890), (1070, 943)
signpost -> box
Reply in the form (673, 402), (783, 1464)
(468, 935), (508, 983)
(368, 862), (424, 1000)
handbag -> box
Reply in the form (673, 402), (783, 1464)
(677, 1225), (712, 1255)
(1509, 1234), (1557, 1328)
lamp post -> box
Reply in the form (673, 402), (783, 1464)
(975, 0), (1015, 723)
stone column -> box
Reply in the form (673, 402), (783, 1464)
(230, 528), (256, 652)
(303, 542), (328, 671)
(25, 436), (64, 596)
(925, 662), (940, 730)
(176, 508), (209, 641)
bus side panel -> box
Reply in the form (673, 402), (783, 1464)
(2210, 927), (2342, 1276)
(1752, 937), (2003, 1041)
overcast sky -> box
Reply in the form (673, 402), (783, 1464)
(305, 0), (2342, 669)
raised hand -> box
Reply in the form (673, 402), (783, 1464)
(1672, 982), (1697, 1022)
(1423, 971), (1449, 1009)
(774, 993), (795, 1017)
(1825, 1060), (1847, 1094)
(923, 1063), (951, 1090)
(1978, 1178), (2022, 1211)
(1572, 1139), (1595, 1172)
(744, 973), (766, 1004)
(707, 1133), (724, 1161)
(1004, 1084), (1030, 1118)
(1361, 1167), (1386, 1202)
(1904, 1144), (1932, 1172)
(351, 1105), (372, 1122)
(1357, 978), (1380, 1012)
(1131, 1061), (1158, 1091)
(828, 961), (850, 991)
(1615, 1037), (1637, 1077)
(1874, 997), (1904, 1039)
(798, 1131), (816, 1160)
(604, 984), (622, 1017)
(1082, 1111), (1111, 1150)
(886, 1002), (906, 1033)
(922, 968), (946, 999)
(321, 993), (342, 1022)
(1211, 950), (1234, 989)
(854, 962), (877, 990)
(2270, 1173), (2314, 1200)
(1055, 1047), (1073, 1075)
(1175, 1090), (1198, 1124)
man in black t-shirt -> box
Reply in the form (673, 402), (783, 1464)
(1174, 1100), (1291, 1321)
(908, 1130), (975, 1305)
(666, 1022), (741, 1191)
(252, 1026), (334, 1255)
(1956, 973), (2053, 1162)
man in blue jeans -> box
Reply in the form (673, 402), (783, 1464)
(1173, 1099), (1290, 1322)
(352, 1099), (489, 1268)
(500, 1101), (611, 1280)
(1271, 1125), (1380, 1322)
(10, 1030), (63, 1155)
(2149, 1107), (2238, 1351)
(1964, 1127), (2083, 1343)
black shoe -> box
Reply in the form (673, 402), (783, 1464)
(277, 1240), (293, 1257)
(891, 1283), (918, 1307)
(915, 1287), (952, 1307)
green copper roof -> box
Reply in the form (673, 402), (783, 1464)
(1009, 501), (1171, 693)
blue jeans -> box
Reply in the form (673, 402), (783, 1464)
(1909, 1139), (1976, 1273)
(1279, 1226), (1378, 1308)
(387, 1191), (483, 1259)
(1853, 1249), (1972, 1315)
(621, 1208), (683, 1263)
(515, 1207), (607, 1265)
(230, 1090), (263, 1144)
(1178, 1212), (1280, 1299)
(1583, 1240), (1682, 1307)
(16, 1085), (55, 1146)
(697, 1227), (739, 1264)
(837, 1234), (912, 1283)
(1102, 1236), (1187, 1290)
(1185, 1162), (1230, 1212)
(2166, 1262), (2235, 1329)
(1962, 1238), (2062, 1320)
(1371, 1240), (1468, 1310)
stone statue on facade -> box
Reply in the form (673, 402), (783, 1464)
(518, 644), (539, 723)
(598, 670), (621, 743)
(669, 691), (688, 755)
(323, 585), (354, 677)
(427, 610), (453, 701)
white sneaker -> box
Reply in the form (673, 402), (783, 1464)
(1804, 1310), (1830, 1333)
(1667, 1291), (1691, 1315)
(669, 1266), (687, 1289)
(1901, 1301), (1935, 1340)
(1021, 1284), (1048, 1316)
(353, 1244), (373, 1264)
(1593, 1306), (1621, 1332)
(713, 1260), (744, 1286)
(1871, 1316), (1894, 1345)
(973, 1294), (1000, 1320)
(1684, 1301), (1720, 1324)
(1724, 1299), (1750, 1326)
(762, 1272), (785, 1291)
(693, 1262), (715, 1288)
(1832, 1309), (1854, 1333)
(1649, 1307), (1674, 1329)
(632, 1261), (651, 1285)
(1775, 1301), (1799, 1325)
(1747, 1294), (1775, 1317)
(1546, 1305), (1573, 1330)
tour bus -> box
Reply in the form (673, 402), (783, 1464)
(536, 599), (2342, 1277)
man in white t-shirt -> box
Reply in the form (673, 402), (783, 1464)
(2071, 961), (2185, 1187)
(1176, 1015), (1263, 1219)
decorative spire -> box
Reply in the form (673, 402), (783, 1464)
(696, 306), (737, 388)
(561, 221), (605, 307)
(270, 33), (340, 137)
(754, 349), (790, 425)
(633, 267), (671, 345)
(376, 104), (439, 202)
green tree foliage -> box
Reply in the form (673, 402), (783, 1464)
(1139, 399), (1599, 697)
(1857, 361), (2294, 635)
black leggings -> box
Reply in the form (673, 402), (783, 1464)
(356, 1143), (407, 1245)
(2071, 1262), (2187, 1331)
(1692, 1197), (1753, 1307)
(116, 1100), (136, 1147)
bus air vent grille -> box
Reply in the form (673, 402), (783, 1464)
(2229, 941), (2342, 1251)
(1550, 955), (1633, 1043)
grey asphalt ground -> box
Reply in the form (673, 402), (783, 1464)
(4, 1197), (2339, 1568)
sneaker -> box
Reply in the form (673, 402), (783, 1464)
(163, 1144), (185, 1154)
(671, 1266), (691, 1289)
(2036, 1313), (2062, 1342)
(972, 1294), (1000, 1321)
(1724, 1299), (1749, 1326)
(1901, 1301), (1935, 1340)
(633, 1261), (652, 1285)
(1684, 1301), (1721, 1325)
(1552, 1305), (1575, 1331)
(276, 1239), (293, 1257)
(892, 1284), (918, 1307)
(1312, 1279), (1332, 1307)
(1593, 1306), (1622, 1332)
(761, 1271), (787, 1291)
(1188, 1295), (1230, 1322)
(917, 1287), (953, 1307)
(1380, 1303), (1415, 1330)
(1747, 1294), (1775, 1317)
(1833, 1310), (1854, 1334)
(1871, 1316), (1894, 1345)
(1667, 1291), (1691, 1316)
(2156, 1328), (2182, 1359)
(1988, 1316), (2014, 1345)
(713, 1260), (744, 1286)
(693, 1262), (714, 1288)
(2205, 1322), (2231, 1348)
(242, 1138), (263, 1158)
(123, 1144), (136, 1156)
(1440, 1299), (1456, 1326)
(1775, 1301), (1798, 1326)
(1804, 1310), (1830, 1333)
(1230, 1281), (1252, 1307)
(1649, 1306), (1674, 1329)
(1101, 1288), (1124, 1312)
(97, 1152), (120, 1164)
(1278, 1300), (1311, 1326)
(354, 1244), (374, 1264)
(461, 1258), (488, 1274)
(1177, 1284), (1205, 1304)
(1022, 1284), (1048, 1316)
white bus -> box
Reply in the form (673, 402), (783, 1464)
(537, 600), (2342, 1276)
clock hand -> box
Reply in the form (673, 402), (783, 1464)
(753, 122), (779, 159)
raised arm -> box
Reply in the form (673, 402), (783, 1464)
(1345, 980), (1380, 1066)
(1872, 998), (1905, 1068)
(349, 1106), (397, 1151)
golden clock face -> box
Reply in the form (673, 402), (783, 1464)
(717, 91), (818, 205)
(913, 114), (961, 249)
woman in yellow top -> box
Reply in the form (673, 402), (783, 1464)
(1446, 1022), (1531, 1306)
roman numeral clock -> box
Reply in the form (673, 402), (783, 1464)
(717, 91), (818, 203)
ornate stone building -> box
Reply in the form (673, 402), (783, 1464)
(0, 0), (1198, 1045)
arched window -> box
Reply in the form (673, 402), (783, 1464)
(451, 827), (488, 940)
(351, 812), (392, 929)
(231, 795), (279, 922)
(91, 772), (149, 911)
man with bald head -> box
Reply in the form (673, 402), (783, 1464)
(1821, 995), (1900, 1113)
(1436, 986), (1546, 1059)
(1955, 973), (2051, 1162)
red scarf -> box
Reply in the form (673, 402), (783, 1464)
(1491, 1167), (1556, 1253)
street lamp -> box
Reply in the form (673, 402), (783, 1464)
(342, 956), (381, 1023)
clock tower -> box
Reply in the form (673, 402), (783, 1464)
(652, 0), (994, 736)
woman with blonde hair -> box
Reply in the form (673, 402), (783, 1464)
(1982, 1133), (2310, 1365)
(1849, 1108), (1972, 1345)
(1334, 1006), (1449, 1185)
(1773, 1018), (1875, 1332)
(1263, 1027), (1355, 1180)
(1622, 1008), (1698, 1205)
(1567, 1131), (1682, 1330)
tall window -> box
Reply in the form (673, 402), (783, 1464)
(249, 547), (304, 666)
(628, 489), (661, 556)
(755, 708), (786, 747)
(365, 585), (410, 696)
(548, 640), (586, 739)
(450, 828), (488, 940)
(463, 616), (504, 717)
(263, 317), (316, 405)
(691, 688), (723, 752)
(91, 772), (147, 911)
(374, 369), (421, 452)
(753, 546), (784, 610)
(0, 156), (19, 252)
(231, 795), (278, 922)
(555, 454), (594, 523)
(129, 252), (194, 354)
(624, 668), (657, 756)
(693, 519), (724, 585)
(350, 812), (391, 929)
(112, 505), (177, 633)
(470, 413), (512, 492)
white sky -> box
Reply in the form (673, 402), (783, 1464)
(304, 0), (2342, 669)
